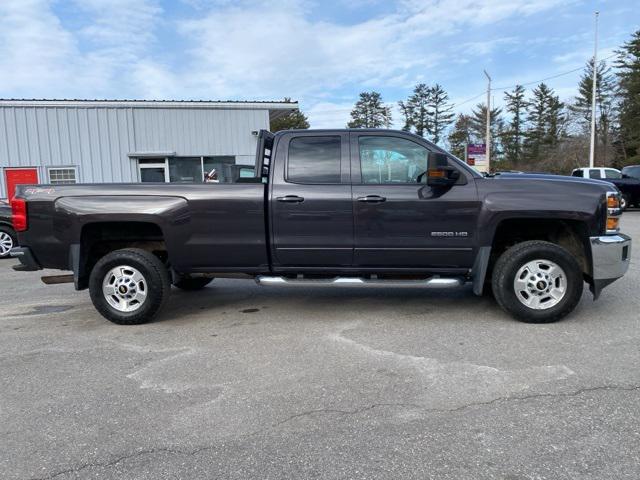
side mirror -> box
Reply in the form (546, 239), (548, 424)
(427, 152), (459, 187)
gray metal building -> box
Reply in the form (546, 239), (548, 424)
(0, 99), (297, 199)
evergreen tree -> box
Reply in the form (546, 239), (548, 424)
(447, 114), (474, 159)
(523, 83), (564, 161)
(270, 99), (310, 132)
(427, 84), (455, 144)
(503, 85), (526, 166)
(615, 29), (640, 163)
(545, 94), (566, 146)
(570, 59), (616, 165)
(398, 101), (412, 132)
(347, 91), (392, 128)
(398, 84), (430, 136)
(571, 59), (616, 131)
(470, 103), (504, 159)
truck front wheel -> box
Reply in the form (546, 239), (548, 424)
(89, 248), (171, 325)
(491, 241), (583, 323)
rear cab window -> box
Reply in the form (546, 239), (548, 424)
(605, 169), (622, 179)
(287, 136), (341, 184)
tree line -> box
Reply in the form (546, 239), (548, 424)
(341, 28), (640, 173)
(270, 29), (639, 172)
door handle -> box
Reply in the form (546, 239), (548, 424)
(276, 195), (304, 203)
(357, 195), (386, 203)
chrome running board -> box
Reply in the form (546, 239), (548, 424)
(255, 276), (464, 289)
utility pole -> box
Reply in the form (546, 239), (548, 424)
(484, 70), (491, 172)
(589, 11), (599, 168)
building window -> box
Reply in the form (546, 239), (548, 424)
(137, 156), (239, 183)
(203, 156), (237, 183)
(169, 157), (202, 183)
(48, 167), (77, 184)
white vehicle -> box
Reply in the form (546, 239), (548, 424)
(571, 167), (622, 180)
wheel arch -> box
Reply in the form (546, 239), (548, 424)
(73, 221), (167, 290)
(473, 217), (592, 295)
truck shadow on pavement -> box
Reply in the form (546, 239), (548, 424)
(158, 281), (510, 326)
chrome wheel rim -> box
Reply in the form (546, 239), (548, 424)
(513, 259), (567, 310)
(102, 265), (148, 313)
(0, 231), (13, 256)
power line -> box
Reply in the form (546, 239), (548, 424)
(451, 91), (485, 108)
(490, 52), (617, 92)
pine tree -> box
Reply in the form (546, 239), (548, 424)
(398, 101), (412, 132)
(572, 59), (616, 131)
(270, 100), (310, 132)
(615, 29), (640, 163)
(447, 114), (474, 159)
(398, 84), (430, 136)
(545, 94), (566, 146)
(503, 85), (526, 166)
(470, 103), (504, 159)
(569, 59), (616, 165)
(523, 83), (565, 161)
(347, 91), (392, 128)
(427, 84), (455, 144)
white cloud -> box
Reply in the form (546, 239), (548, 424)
(0, 0), (594, 119)
(0, 0), (162, 98)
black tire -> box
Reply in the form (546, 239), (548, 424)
(491, 241), (583, 323)
(89, 248), (170, 325)
(173, 277), (213, 291)
(0, 225), (17, 259)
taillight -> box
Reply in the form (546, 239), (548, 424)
(11, 198), (28, 232)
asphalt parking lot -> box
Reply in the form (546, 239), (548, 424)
(1, 213), (639, 480)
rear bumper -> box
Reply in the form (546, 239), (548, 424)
(10, 247), (42, 272)
(589, 234), (631, 298)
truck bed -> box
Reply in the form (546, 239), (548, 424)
(16, 182), (269, 274)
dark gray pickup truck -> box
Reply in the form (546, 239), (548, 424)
(10, 129), (631, 325)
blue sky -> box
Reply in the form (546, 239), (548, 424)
(0, 0), (638, 129)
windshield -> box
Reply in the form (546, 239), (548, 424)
(622, 166), (640, 179)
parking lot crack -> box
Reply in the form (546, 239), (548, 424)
(256, 384), (640, 432)
(29, 446), (209, 480)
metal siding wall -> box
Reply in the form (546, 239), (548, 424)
(0, 105), (270, 197)
(131, 107), (266, 159)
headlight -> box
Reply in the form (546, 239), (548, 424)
(605, 191), (621, 234)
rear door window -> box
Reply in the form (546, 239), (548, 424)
(589, 169), (602, 179)
(287, 136), (341, 184)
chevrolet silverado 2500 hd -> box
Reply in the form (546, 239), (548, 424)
(10, 129), (631, 324)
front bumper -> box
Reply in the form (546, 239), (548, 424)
(10, 247), (42, 272)
(589, 234), (631, 298)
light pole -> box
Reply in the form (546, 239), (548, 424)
(589, 11), (599, 168)
(484, 70), (491, 172)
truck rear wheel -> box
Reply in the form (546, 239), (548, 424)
(89, 248), (170, 325)
(491, 241), (583, 323)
